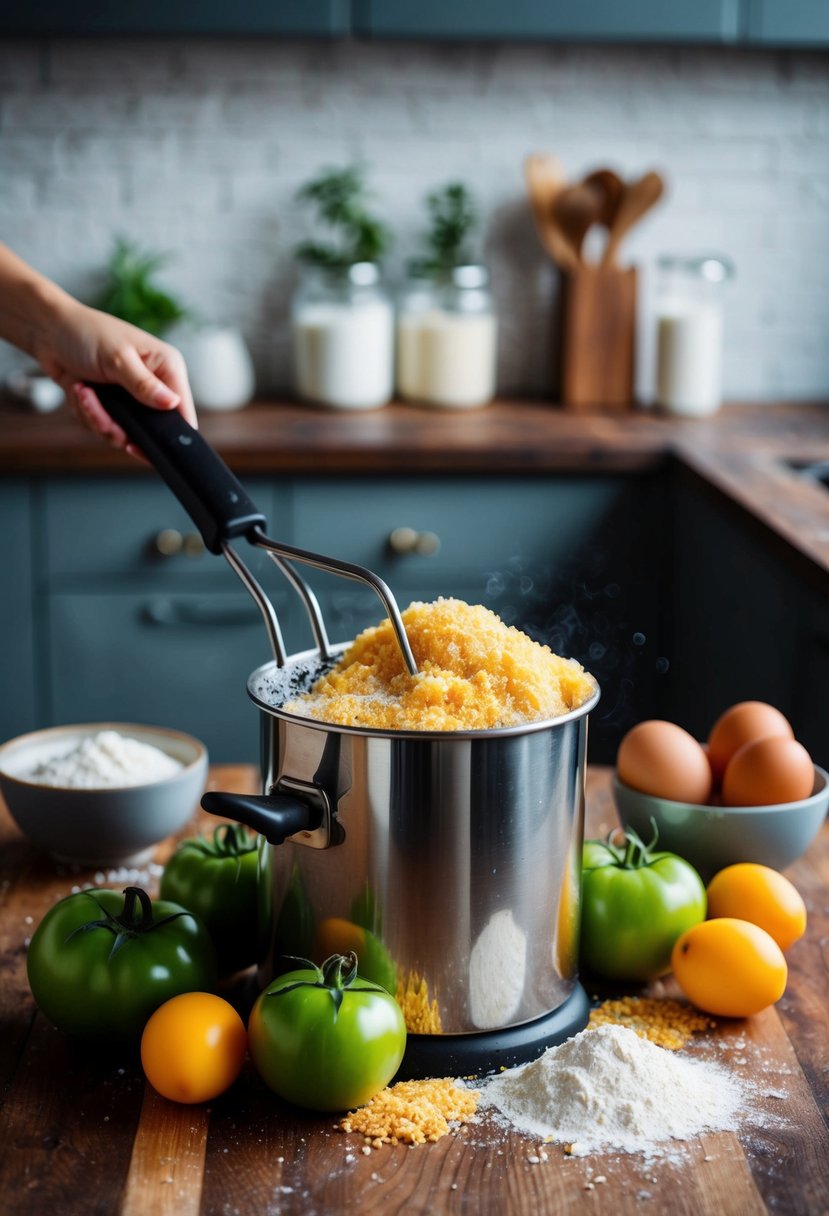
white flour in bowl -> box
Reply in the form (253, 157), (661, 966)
(27, 730), (183, 789)
(480, 1023), (743, 1156)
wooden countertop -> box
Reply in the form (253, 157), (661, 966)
(1, 765), (826, 1216)
(4, 397), (829, 587)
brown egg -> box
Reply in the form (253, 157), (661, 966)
(617, 720), (712, 804)
(707, 701), (794, 786)
(721, 735), (814, 807)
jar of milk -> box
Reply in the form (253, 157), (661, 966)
(291, 262), (394, 410)
(396, 264), (497, 409)
(654, 255), (734, 417)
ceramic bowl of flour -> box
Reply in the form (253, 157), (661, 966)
(0, 723), (208, 865)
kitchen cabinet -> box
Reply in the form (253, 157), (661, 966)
(745, 0), (829, 47)
(0, 482), (37, 742)
(38, 477), (289, 762)
(1, 0), (350, 37)
(3, 470), (666, 765)
(666, 468), (829, 769)
(4, 0), (827, 46)
(353, 0), (741, 44)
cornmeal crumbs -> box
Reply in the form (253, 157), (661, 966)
(588, 996), (716, 1050)
(396, 970), (443, 1035)
(286, 598), (597, 731)
(339, 1078), (479, 1146)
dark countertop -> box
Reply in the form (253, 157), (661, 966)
(3, 397), (829, 585)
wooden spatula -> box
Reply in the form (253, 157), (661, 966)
(523, 152), (581, 273)
(600, 171), (665, 270)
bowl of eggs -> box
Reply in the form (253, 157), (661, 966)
(613, 701), (828, 879)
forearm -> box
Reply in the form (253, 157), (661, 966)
(0, 243), (74, 361)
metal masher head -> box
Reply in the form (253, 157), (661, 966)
(92, 384), (418, 677)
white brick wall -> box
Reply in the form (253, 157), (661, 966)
(1, 37), (828, 402)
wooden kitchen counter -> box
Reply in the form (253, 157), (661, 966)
(3, 396), (829, 587)
(0, 765), (826, 1216)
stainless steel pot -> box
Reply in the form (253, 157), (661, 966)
(220, 649), (598, 1038)
(96, 384), (598, 1072)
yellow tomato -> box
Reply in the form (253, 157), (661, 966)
(141, 992), (247, 1104)
(706, 863), (806, 952)
(671, 918), (787, 1017)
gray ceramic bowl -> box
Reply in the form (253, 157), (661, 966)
(614, 765), (829, 880)
(0, 723), (208, 866)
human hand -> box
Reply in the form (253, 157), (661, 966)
(35, 296), (197, 458)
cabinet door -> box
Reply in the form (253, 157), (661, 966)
(293, 476), (630, 590)
(44, 478), (280, 585)
(47, 589), (300, 763)
(353, 0), (740, 42)
(291, 474), (666, 764)
(0, 483), (37, 742)
(3, 1), (350, 36)
(745, 0), (829, 46)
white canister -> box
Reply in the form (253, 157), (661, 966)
(291, 262), (394, 410)
(654, 255), (734, 418)
(168, 324), (256, 412)
(397, 264), (497, 410)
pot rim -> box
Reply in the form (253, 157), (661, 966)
(246, 645), (601, 740)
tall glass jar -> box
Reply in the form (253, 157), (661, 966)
(291, 262), (394, 410)
(654, 254), (735, 417)
(396, 264), (497, 409)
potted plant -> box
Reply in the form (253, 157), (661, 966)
(291, 165), (394, 410)
(397, 182), (497, 410)
(94, 236), (190, 336)
(410, 181), (479, 278)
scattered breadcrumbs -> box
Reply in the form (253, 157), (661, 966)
(339, 1078), (479, 1146)
(284, 598), (597, 731)
(396, 970), (443, 1034)
(588, 996), (716, 1050)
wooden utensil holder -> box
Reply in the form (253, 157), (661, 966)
(561, 264), (637, 411)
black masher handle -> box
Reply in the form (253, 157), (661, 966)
(92, 382), (267, 554)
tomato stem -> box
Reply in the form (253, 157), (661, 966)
(268, 952), (380, 1022)
(66, 886), (194, 960)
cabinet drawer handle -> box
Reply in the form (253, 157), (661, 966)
(388, 526), (441, 557)
(143, 598), (260, 627)
(154, 529), (206, 558)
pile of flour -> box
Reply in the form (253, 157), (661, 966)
(28, 730), (182, 789)
(480, 1023), (743, 1156)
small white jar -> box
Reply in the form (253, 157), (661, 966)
(396, 264), (497, 409)
(654, 255), (734, 418)
(168, 324), (255, 412)
(291, 262), (394, 410)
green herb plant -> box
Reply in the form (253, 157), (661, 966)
(412, 181), (479, 278)
(94, 236), (190, 336)
(295, 165), (390, 271)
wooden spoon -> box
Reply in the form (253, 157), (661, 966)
(582, 168), (625, 229)
(601, 170), (665, 270)
(523, 153), (581, 273)
(551, 182), (605, 267)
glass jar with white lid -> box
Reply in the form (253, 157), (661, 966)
(291, 261), (394, 410)
(654, 254), (735, 417)
(396, 263), (498, 409)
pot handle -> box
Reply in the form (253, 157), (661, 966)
(90, 382), (267, 555)
(201, 790), (320, 846)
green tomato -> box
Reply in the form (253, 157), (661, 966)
(27, 886), (217, 1042)
(160, 824), (259, 974)
(580, 826), (707, 982)
(248, 952), (407, 1111)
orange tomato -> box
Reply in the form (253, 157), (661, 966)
(671, 918), (787, 1017)
(141, 992), (247, 1104)
(706, 864), (806, 952)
